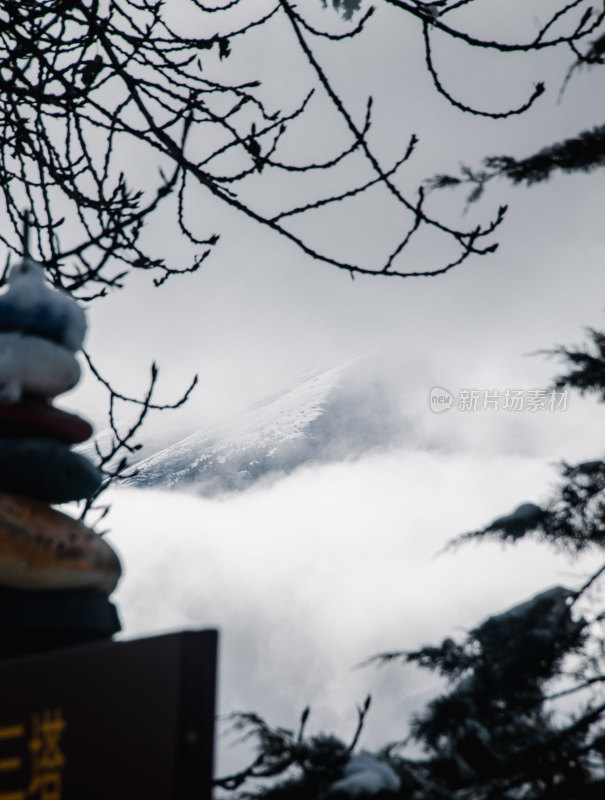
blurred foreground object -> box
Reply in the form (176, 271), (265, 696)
(0, 257), (121, 656)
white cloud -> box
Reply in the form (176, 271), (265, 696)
(103, 446), (599, 775)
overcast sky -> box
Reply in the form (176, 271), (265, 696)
(55, 0), (605, 777)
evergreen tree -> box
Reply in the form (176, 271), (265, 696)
(214, 330), (605, 798)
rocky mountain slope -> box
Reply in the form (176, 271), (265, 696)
(117, 358), (404, 496)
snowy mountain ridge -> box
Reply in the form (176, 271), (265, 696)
(122, 358), (356, 493)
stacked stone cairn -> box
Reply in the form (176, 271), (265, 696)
(0, 257), (121, 656)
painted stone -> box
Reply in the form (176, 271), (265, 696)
(0, 588), (121, 657)
(0, 396), (93, 444)
(0, 492), (120, 593)
(0, 438), (102, 503)
(0, 332), (80, 403)
(0, 258), (86, 351)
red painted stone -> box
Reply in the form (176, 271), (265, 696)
(0, 395), (93, 444)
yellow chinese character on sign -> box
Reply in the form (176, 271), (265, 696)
(0, 722), (26, 799)
(27, 710), (66, 800)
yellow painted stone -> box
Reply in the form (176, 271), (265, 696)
(0, 492), (121, 593)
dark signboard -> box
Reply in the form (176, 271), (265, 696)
(0, 629), (218, 800)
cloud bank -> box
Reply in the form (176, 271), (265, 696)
(102, 445), (599, 776)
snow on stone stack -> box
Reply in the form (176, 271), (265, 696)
(0, 258), (121, 654)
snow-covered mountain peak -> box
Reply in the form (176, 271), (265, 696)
(109, 355), (404, 497)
